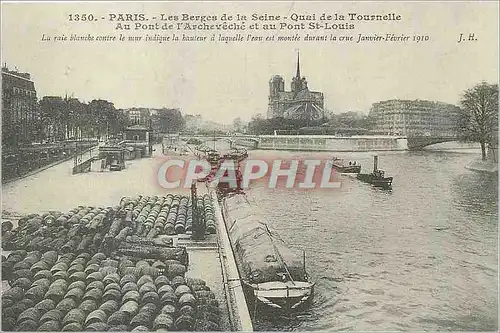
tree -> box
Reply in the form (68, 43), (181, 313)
(324, 111), (372, 130)
(357, 114), (374, 129)
(247, 117), (269, 134)
(157, 108), (185, 133)
(66, 98), (88, 139)
(39, 96), (67, 141)
(458, 82), (498, 160)
(88, 99), (116, 140)
(232, 117), (243, 132)
(109, 109), (129, 136)
(337, 112), (358, 128)
(251, 113), (264, 121)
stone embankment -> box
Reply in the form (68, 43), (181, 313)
(466, 159), (498, 173)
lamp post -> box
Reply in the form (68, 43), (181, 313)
(74, 126), (78, 168)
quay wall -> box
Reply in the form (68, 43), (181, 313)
(233, 138), (259, 149)
(211, 192), (254, 331)
(2, 146), (97, 184)
(257, 135), (408, 152)
(2, 141), (98, 182)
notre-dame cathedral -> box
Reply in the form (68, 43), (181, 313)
(267, 53), (325, 121)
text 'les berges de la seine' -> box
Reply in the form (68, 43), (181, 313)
(68, 13), (403, 31)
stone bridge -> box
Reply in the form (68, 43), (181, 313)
(406, 136), (459, 150)
(177, 134), (460, 151)
(189, 135), (260, 149)
(228, 135), (459, 151)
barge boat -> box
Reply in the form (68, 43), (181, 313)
(220, 194), (314, 312)
(331, 157), (361, 174)
(357, 155), (393, 188)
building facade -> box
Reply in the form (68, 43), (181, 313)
(124, 108), (151, 126)
(369, 99), (460, 137)
(267, 54), (325, 121)
(124, 124), (152, 141)
(124, 124), (153, 157)
(2, 66), (38, 147)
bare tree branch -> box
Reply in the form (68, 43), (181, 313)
(458, 82), (499, 160)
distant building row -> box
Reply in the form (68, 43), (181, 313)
(123, 108), (229, 133)
(3, 63), (461, 151)
(2, 66), (38, 147)
(369, 99), (460, 137)
(265, 55), (460, 137)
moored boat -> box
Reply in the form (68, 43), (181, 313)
(206, 150), (221, 165)
(199, 148), (248, 197)
(220, 194), (314, 313)
(331, 157), (361, 174)
(222, 147), (248, 163)
(356, 155), (393, 188)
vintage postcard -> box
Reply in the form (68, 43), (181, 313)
(1, 1), (498, 332)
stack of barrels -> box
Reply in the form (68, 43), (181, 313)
(201, 195), (217, 235)
(173, 196), (189, 235)
(2, 194), (219, 258)
(2, 207), (117, 254)
(119, 195), (211, 237)
(2, 250), (222, 331)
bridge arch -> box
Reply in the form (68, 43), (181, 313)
(406, 136), (459, 150)
(191, 135), (260, 148)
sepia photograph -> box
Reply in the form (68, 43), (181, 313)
(1, 1), (498, 332)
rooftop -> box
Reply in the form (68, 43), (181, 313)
(1, 66), (32, 80)
(125, 124), (151, 131)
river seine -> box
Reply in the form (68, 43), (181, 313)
(245, 149), (498, 331)
(1, 145), (497, 331)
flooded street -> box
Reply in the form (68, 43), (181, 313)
(2, 144), (497, 331)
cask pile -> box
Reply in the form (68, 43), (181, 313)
(2, 193), (222, 331)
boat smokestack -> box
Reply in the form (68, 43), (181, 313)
(373, 155), (378, 173)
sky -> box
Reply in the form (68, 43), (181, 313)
(1, 1), (499, 124)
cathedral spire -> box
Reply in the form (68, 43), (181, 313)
(295, 51), (301, 79)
